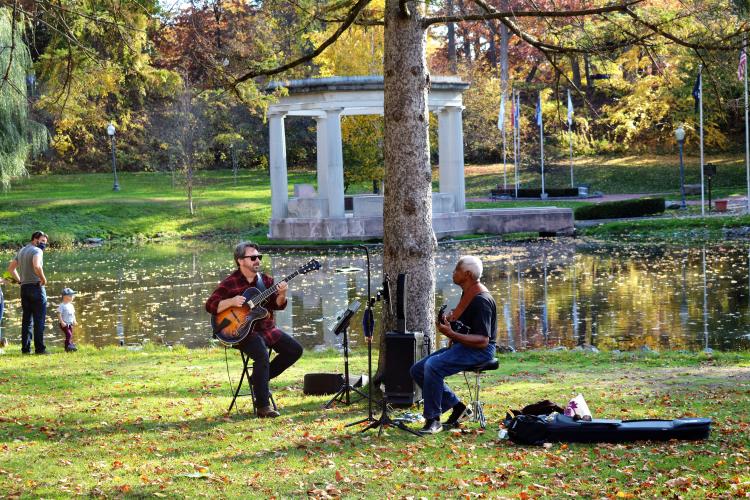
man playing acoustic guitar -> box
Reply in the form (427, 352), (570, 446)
(206, 242), (303, 418)
(410, 255), (497, 434)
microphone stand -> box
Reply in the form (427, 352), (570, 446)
(349, 247), (419, 436)
(347, 245), (380, 426)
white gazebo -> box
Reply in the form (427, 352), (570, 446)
(266, 76), (573, 240)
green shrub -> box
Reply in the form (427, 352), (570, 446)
(574, 197), (665, 220)
(47, 231), (76, 248)
(491, 187), (580, 198)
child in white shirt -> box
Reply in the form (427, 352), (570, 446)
(57, 288), (78, 352)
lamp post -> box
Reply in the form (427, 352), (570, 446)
(107, 123), (120, 192)
(675, 125), (686, 209)
(230, 142), (238, 186)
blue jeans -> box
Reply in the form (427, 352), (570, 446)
(410, 343), (496, 420)
(20, 284), (47, 353)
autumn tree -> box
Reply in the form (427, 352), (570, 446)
(227, 0), (748, 346)
(6, 0), (748, 345)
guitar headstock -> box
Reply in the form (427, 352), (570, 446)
(299, 259), (321, 274)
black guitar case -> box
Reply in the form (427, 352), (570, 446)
(507, 413), (711, 445)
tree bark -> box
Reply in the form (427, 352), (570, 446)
(457, 0), (472, 63)
(377, 0), (436, 377)
(570, 55), (582, 89)
(446, 0), (457, 72)
(500, 21), (509, 90)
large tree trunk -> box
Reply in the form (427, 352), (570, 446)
(457, 0), (472, 64)
(446, 0), (457, 73)
(376, 0), (436, 378)
(570, 55), (582, 89)
(500, 22), (509, 90)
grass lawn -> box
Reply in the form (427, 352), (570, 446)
(0, 170), (315, 247)
(3, 152), (750, 247)
(462, 153), (750, 198)
(0, 346), (748, 498)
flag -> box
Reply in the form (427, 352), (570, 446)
(739, 50), (747, 82)
(535, 93), (543, 128)
(497, 92), (505, 132)
(567, 89), (574, 127)
(692, 70), (701, 113)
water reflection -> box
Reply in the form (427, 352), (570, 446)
(0, 240), (749, 351)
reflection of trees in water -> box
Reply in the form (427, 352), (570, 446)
(9, 241), (750, 351)
(491, 242), (750, 351)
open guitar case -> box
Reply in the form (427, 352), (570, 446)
(504, 401), (711, 445)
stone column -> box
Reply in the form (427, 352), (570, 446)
(269, 111), (288, 218)
(325, 108), (345, 217)
(437, 107), (452, 194)
(448, 105), (466, 211)
(314, 114), (329, 201)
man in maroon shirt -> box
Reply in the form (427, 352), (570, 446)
(206, 242), (303, 418)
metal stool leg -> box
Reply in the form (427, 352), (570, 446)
(227, 348), (276, 415)
(228, 350), (254, 414)
(463, 370), (487, 429)
(474, 371), (486, 429)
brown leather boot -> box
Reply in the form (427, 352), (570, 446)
(257, 406), (280, 418)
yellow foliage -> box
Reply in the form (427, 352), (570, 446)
(308, 20), (384, 76)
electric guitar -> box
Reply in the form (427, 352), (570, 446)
(212, 259), (321, 345)
(437, 304), (472, 335)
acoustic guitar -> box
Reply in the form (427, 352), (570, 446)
(212, 259), (321, 345)
(437, 304), (471, 335)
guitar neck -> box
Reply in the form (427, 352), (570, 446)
(254, 270), (301, 305)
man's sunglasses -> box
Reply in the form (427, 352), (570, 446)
(240, 254), (263, 261)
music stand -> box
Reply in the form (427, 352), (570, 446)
(324, 300), (369, 408)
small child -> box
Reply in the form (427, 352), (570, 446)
(57, 288), (78, 352)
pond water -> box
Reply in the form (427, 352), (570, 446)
(1, 240), (749, 352)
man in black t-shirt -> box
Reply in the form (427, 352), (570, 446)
(410, 255), (497, 434)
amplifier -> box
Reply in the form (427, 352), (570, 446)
(383, 331), (430, 406)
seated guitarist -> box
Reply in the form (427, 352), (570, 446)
(205, 242), (303, 418)
(410, 255), (497, 434)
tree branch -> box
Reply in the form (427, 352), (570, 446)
(624, 7), (743, 51)
(421, 0), (644, 28)
(231, 0), (372, 85)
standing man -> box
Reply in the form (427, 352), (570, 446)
(410, 255), (497, 434)
(205, 242), (303, 418)
(7, 231), (49, 355)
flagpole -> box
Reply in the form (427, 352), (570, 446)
(514, 90), (519, 199)
(539, 92), (546, 198)
(568, 89), (574, 188)
(744, 36), (749, 214)
(699, 65), (705, 216)
(569, 121), (574, 188)
(503, 109), (507, 189)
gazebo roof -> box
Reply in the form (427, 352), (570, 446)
(266, 75), (469, 94)
(266, 75), (469, 116)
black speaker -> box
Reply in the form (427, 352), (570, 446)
(395, 273), (407, 332)
(383, 331), (420, 406)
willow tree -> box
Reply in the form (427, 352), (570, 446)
(0, 7), (46, 189)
